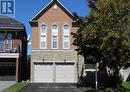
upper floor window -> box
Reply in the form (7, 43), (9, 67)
(0, 33), (5, 49)
(52, 36), (58, 49)
(63, 24), (69, 35)
(7, 33), (12, 49)
(52, 24), (58, 35)
(63, 35), (69, 49)
(63, 24), (70, 49)
(52, 24), (58, 49)
(40, 24), (47, 49)
(41, 25), (46, 35)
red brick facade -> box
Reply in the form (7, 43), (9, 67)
(31, 4), (78, 49)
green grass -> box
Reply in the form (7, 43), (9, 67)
(2, 82), (28, 92)
(122, 82), (130, 90)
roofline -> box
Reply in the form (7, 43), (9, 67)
(0, 27), (25, 30)
(30, 0), (74, 22)
(30, 0), (53, 21)
(57, 0), (74, 17)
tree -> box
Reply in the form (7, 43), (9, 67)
(72, 0), (130, 87)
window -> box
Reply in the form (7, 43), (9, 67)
(40, 24), (47, 49)
(52, 24), (58, 49)
(41, 35), (46, 48)
(63, 24), (70, 49)
(64, 36), (69, 49)
(63, 25), (69, 35)
(0, 33), (5, 49)
(52, 36), (58, 48)
(41, 25), (46, 34)
(52, 25), (58, 35)
(7, 33), (12, 49)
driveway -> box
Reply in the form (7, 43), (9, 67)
(0, 81), (16, 91)
(19, 83), (89, 92)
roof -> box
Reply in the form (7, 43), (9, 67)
(30, 0), (75, 22)
(0, 16), (25, 30)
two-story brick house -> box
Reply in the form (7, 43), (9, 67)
(30, 0), (84, 83)
(0, 16), (27, 82)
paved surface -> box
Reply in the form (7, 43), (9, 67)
(19, 83), (89, 92)
(0, 81), (16, 91)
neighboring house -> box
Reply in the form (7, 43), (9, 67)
(30, 0), (84, 83)
(0, 16), (27, 82)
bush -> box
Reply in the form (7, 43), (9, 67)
(122, 82), (130, 90)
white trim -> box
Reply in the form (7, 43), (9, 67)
(84, 69), (96, 72)
(57, 1), (74, 17)
(30, 0), (74, 21)
(30, 0), (53, 21)
(40, 24), (47, 49)
(63, 35), (70, 49)
(0, 53), (19, 58)
(32, 49), (75, 52)
(7, 33), (12, 50)
(33, 61), (77, 63)
(51, 35), (58, 49)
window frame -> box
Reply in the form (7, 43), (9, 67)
(7, 33), (12, 49)
(51, 24), (58, 49)
(40, 24), (47, 49)
(63, 24), (70, 49)
(0, 33), (5, 49)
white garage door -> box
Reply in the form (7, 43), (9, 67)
(34, 63), (53, 83)
(34, 62), (77, 83)
(55, 63), (77, 83)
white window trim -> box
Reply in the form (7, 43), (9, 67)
(51, 35), (58, 49)
(7, 33), (12, 50)
(63, 23), (70, 49)
(51, 24), (58, 49)
(40, 24), (47, 49)
(63, 35), (70, 49)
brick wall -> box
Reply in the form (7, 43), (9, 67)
(32, 4), (78, 49)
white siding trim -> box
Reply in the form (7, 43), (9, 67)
(32, 49), (75, 52)
(0, 53), (19, 58)
(30, 0), (53, 21)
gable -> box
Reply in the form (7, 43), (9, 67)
(30, 0), (75, 24)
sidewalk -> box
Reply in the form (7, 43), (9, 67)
(0, 81), (16, 92)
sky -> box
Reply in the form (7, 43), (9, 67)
(14, 0), (90, 54)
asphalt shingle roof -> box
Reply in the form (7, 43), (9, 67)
(0, 16), (24, 30)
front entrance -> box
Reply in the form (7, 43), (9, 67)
(34, 62), (77, 83)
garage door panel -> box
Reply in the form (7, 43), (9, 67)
(34, 62), (77, 83)
(34, 63), (53, 83)
(55, 63), (76, 83)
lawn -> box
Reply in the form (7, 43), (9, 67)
(2, 82), (28, 92)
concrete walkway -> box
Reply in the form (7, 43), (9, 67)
(0, 81), (16, 91)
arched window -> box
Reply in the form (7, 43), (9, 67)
(63, 24), (69, 49)
(40, 24), (47, 49)
(52, 24), (58, 49)
(63, 25), (69, 35)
